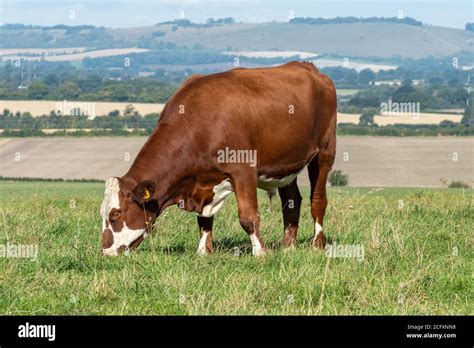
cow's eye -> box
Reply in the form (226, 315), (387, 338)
(110, 210), (121, 221)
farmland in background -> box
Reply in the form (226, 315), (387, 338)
(0, 101), (462, 125)
(0, 100), (165, 117)
(0, 48), (149, 62)
(1, 136), (472, 187)
(2, 20), (473, 59)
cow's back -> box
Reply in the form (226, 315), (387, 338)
(159, 62), (336, 173)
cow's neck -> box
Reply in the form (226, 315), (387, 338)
(124, 124), (188, 213)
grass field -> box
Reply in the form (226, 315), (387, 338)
(0, 181), (472, 315)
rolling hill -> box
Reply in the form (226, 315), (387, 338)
(1, 20), (473, 60)
(154, 22), (474, 59)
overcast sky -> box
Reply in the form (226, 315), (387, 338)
(0, 0), (472, 29)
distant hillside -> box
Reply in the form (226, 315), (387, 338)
(289, 16), (423, 26)
(1, 19), (473, 59)
(156, 22), (473, 59)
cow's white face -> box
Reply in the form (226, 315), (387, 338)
(100, 177), (150, 256)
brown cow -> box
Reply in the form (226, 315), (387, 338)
(100, 61), (337, 256)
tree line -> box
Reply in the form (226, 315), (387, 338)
(0, 61), (181, 103)
(1, 55), (471, 109)
(0, 107), (159, 132)
(346, 82), (468, 110)
(2, 106), (472, 137)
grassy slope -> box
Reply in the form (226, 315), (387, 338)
(4, 22), (473, 60)
(157, 22), (474, 59)
(0, 181), (472, 315)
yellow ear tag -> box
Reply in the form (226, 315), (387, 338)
(143, 188), (151, 201)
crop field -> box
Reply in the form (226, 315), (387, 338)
(1, 136), (472, 187)
(0, 181), (472, 315)
(374, 113), (463, 126)
(336, 89), (360, 96)
(0, 100), (165, 118)
(0, 48), (149, 62)
(222, 50), (319, 59)
(312, 58), (396, 72)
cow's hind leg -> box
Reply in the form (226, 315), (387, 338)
(278, 178), (302, 248)
(307, 145), (335, 249)
(197, 216), (213, 255)
(231, 169), (265, 256)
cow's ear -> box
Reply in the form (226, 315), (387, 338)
(132, 181), (156, 204)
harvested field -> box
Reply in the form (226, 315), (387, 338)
(0, 136), (472, 187)
(222, 50), (319, 59)
(312, 58), (397, 73)
(0, 47), (86, 56)
(337, 113), (463, 125)
(0, 100), (165, 117)
(375, 113), (463, 126)
(0, 48), (149, 62)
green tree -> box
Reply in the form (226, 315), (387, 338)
(44, 73), (59, 87)
(108, 109), (120, 118)
(57, 81), (81, 99)
(329, 170), (348, 186)
(461, 97), (474, 126)
(359, 107), (377, 126)
(79, 75), (102, 93)
(123, 104), (137, 117)
(27, 80), (48, 99)
(448, 181), (470, 188)
(358, 68), (376, 85)
(109, 84), (130, 102)
(137, 90), (154, 103)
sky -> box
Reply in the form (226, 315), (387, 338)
(0, 0), (472, 29)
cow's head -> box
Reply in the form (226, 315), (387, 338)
(100, 177), (157, 256)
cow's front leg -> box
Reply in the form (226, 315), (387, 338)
(231, 170), (265, 256)
(197, 216), (214, 255)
